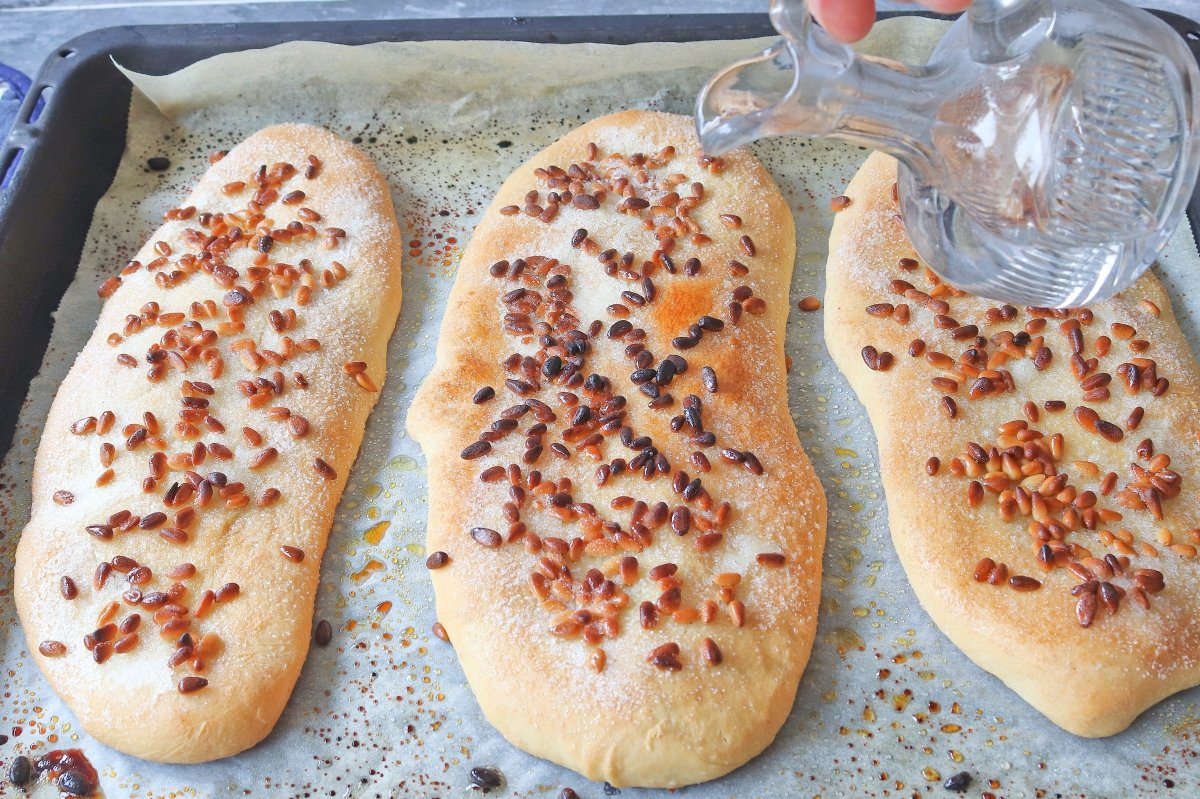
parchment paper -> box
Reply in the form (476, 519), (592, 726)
(1, 17), (1198, 798)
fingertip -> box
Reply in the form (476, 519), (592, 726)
(809, 0), (877, 43)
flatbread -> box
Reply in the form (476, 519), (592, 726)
(825, 151), (1200, 737)
(408, 110), (826, 787)
(15, 124), (403, 762)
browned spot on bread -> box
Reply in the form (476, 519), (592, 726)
(650, 280), (716, 335)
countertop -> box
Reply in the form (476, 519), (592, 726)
(0, 0), (1197, 79)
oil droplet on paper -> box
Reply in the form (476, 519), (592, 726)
(390, 455), (419, 471)
(351, 559), (386, 582)
(363, 520), (390, 545)
(825, 627), (864, 655)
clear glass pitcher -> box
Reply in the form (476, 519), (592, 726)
(696, 0), (1200, 306)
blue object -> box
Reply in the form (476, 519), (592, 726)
(0, 62), (32, 146)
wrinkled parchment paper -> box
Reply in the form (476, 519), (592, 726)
(2, 17), (1199, 798)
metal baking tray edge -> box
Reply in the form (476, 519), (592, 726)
(0, 11), (1198, 461)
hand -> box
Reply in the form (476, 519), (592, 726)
(809, 0), (974, 43)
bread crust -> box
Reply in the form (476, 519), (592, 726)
(14, 124), (403, 762)
(825, 152), (1200, 737)
(408, 110), (826, 787)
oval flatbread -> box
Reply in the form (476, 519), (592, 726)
(409, 110), (826, 787)
(16, 124), (403, 762)
(825, 151), (1200, 737)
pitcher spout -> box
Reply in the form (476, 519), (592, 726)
(695, 0), (940, 174)
(696, 39), (820, 156)
(697, 0), (858, 156)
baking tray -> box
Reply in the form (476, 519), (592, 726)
(2, 11), (1200, 460)
(2, 8), (1200, 795)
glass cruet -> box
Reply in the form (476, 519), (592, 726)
(696, 0), (1200, 306)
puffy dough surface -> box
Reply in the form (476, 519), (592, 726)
(825, 152), (1200, 737)
(15, 124), (403, 762)
(409, 110), (826, 788)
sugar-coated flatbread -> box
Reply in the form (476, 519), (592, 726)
(409, 110), (826, 787)
(15, 124), (403, 762)
(825, 152), (1200, 736)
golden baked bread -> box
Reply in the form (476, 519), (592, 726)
(14, 124), (403, 762)
(825, 151), (1200, 737)
(408, 110), (826, 787)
